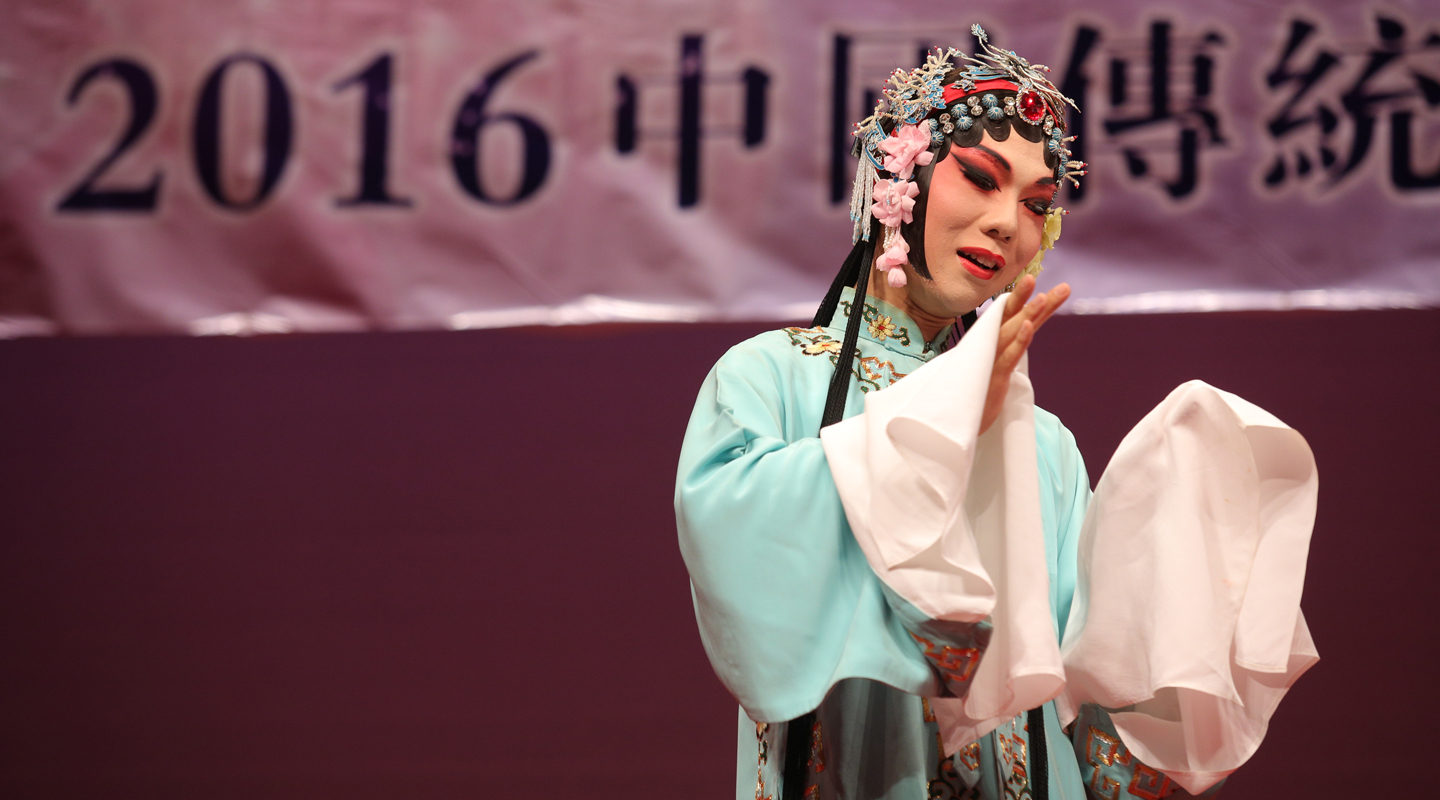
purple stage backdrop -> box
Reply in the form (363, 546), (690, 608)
(1, 309), (1437, 799)
(2, 0), (1439, 336)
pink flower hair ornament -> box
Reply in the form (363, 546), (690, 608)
(875, 232), (910, 288)
(871, 178), (919, 228)
(868, 123), (933, 287)
(877, 123), (935, 180)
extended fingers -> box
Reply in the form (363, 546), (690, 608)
(1027, 283), (1071, 333)
(1010, 282), (1070, 331)
(1003, 275), (1036, 319)
(997, 279), (1068, 361)
(998, 277), (1039, 348)
(994, 283), (1068, 365)
(994, 319), (1034, 375)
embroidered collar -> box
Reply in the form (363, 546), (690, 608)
(832, 286), (954, 359)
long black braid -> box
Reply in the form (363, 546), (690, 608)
(780, 235), (979, 800)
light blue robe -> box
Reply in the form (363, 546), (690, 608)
(676, 289), (1218, 800)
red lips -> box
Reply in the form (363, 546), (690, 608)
(958, 247), (1006, 280)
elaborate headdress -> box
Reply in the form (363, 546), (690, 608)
(809, 25), (1085, 429)
(852, 25), (1084, 288)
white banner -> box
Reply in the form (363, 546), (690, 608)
(1, 0), (1437, 336)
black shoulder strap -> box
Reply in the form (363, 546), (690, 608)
(811, 238), (867, 329)
(818, 239), (874, 429)
(781, 238), (872, 799)
(1028, 706), (1049, 800)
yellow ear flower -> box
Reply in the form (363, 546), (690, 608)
(1021, 206), (1064, 280)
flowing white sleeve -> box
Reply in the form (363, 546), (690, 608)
(1054, 381), (1320, 796)
(819, 296), (1065, 751)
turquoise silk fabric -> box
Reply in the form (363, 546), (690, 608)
(676, 289), (1100, 800)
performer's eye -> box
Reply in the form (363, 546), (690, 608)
(960, 162), (997, 192)
(1024, 199), (1051, 217)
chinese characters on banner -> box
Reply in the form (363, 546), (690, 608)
(0, 0), (1435, 335)
(1262, 15), (1440, 192)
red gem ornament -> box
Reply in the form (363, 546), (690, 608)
(1017, 90), (1046, 123)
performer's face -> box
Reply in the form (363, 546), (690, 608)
(908, 132), (1055, 316)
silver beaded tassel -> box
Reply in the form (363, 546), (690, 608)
(849, 157), (877, 244)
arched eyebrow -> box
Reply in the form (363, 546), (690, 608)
(952, 143), (1053, 188)
(959, 143), (1011, 175)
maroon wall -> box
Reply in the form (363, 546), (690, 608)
(1, 308), (1435, 798)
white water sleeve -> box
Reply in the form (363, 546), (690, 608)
(819, 295), (1065, 751)
(1054, 381), (1320, 795)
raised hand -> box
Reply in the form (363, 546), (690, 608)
(979, 275), (1070, 436)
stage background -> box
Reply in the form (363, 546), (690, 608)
(2, 309), (1436, 799)
(3, 0), (1439, 798)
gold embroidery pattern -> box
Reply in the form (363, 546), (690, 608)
(927, 755), (974, 800)
(1085, 725), (1129, 800)
(925, 730), (973, 800)
(839, 299), (913, 346)
(854, 354), (906, 391)
(957, 742), (982, 772)
(783, 327), (908, 392)
(784, 327), (840, 357)
(756, 722), (773, 800)
(796, 718), (827, 799)
(783, 325), (826, 341)
(927, 735), (981, 800)
(1082, 725), (1180, 800)
(922, 696), (981, 800)
(997, 727), (1031, 800)
(1086, 725), (1128, 769)
(1128, 764), (1176, 800)
(1083, 725), (1180, 800)
(911, 633), (981, 686)
(808, 718), (826, 773)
